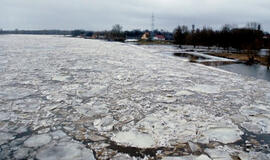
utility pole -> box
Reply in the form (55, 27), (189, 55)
(151, 13), (155, 40)
(151, 13), (155, 32)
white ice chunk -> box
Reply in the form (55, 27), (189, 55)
(75, 103), (108, 117)
(0, 132), (14, 145)
(187, 84), (221, 94)
(94, 115), (115, 131)
(77, 85), (107, 97)
(0, 87), (36, 100)
(202, 126), (242, 144)
(24, 134), (52, 148)
(162, 155), (211, 160)
(112, 131), (155, 148)
(0, 112), (9, 121)
(205, 148), (232, 160)
(36, 142), (95, 160)
(175, 90), (194, 96)
(14, 148), (31, 159)
(52, 75), (70, 82)
(240, 105), (270, 134)
(196, 155), (212, 160)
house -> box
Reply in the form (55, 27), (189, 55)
(91, 33), (106, 39)
(141, 32), (150, 40)
(91, 34), (98, 39)
(153, 35), (165, 41)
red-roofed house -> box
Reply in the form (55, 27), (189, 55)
(153, 35), (166, 41)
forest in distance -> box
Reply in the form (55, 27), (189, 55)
(1, 22), (270, 51)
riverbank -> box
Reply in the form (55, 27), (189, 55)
(206, 52), (270, 67)
(136, 40), (174, 45)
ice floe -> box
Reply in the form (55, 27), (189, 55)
(202, 125), (243, 144)
(36, 142), (95, 160)
(187, 84), (221, 94)
(240, 105), (270, 133)
(112, 131), (155, 148)
(24, 134), (52, 148)
(0, 132), (15, 145)
(94, 115), (115, 131)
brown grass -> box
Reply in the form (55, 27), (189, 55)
(137, 40), (173, 45)
(207, 53), (270, 66)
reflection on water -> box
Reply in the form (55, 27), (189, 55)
(216, 63), (270, 81)
(174, 52), (208, 60)
(259, 49), (270, 56)
(174, 52), (270, 82)
(200, 61), (237, 66)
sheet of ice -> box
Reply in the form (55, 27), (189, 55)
(162, 157), (194, 160)
(162, 155), (211, 160)
(52, 75), (71, 82)
(94, 115), (115, 131)
(0, 112), (10, 121)
(112, 131), (155, 148)
(205, 148), (232, 160)
(175, 90), (194, 96)
(24, 134), (52, 148)
(14, 148), (31, 160)
(240, 105), (270, 133)
(186, 84), (221, 94)
(1, 35), (270, 159)
(135, 109), (197, 146)
(77, 85), (108, 97)
(0, 87), (36, 100)
(0, 132), (15, 145)
(202, 125), (243, 144)
(196, 155), (212, 160)
(75, 103), (108, 117)
(36, 142), (95, 160)
(111, 153), (134, 160)
(238, 152), (270, 160)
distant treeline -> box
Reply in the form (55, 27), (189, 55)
(0, 29), (71, 35)
(70, 24), (173, 41)
(2, 23), (270, 51)
(173, 22), (270, 51)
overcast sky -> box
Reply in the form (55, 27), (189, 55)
(1, 0), (270, 32)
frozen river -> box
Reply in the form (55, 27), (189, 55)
(0, 35), (270, 160)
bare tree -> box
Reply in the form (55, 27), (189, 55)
(110, 24), (125, 42)
(112, 24), (123, 34)
(246, 22), (261, 30)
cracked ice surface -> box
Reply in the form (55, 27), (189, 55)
(24, 134), (52, 147)
(36, 142), (95, 160)
(112, 131), (155, 148)
(0, 35), (270, 159)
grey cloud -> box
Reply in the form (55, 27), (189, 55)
(1, 0), (270, 31)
